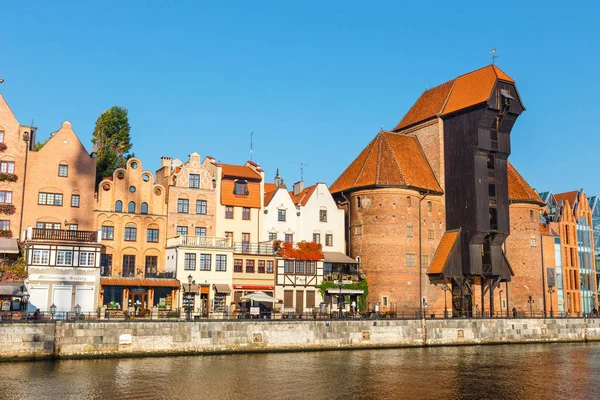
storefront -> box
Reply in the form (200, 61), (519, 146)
(0, 281), (26, 312)
(100, 277), (180, 311)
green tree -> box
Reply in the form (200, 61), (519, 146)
(92, 106), (132, 184)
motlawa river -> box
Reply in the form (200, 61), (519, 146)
(1, 343), (600, 399)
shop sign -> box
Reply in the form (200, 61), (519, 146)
(29, 273), (96, 283)
(130, 287), (148, 293)
(250, 307), (260, 315)
(1, 301), (10, 311)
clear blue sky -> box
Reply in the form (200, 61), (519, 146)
(1, 1), (598, 195)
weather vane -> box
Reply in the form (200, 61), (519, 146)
(491, 46), (499, 64)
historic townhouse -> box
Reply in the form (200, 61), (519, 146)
(96, 157), (179, 312)
(0, 94), (35, 239)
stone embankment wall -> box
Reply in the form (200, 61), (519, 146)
(2, 318), (600, 361)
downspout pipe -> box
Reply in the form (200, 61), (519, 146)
(419, 190), (430, 318)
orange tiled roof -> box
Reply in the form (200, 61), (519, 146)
(555, 191), (578, 206)
(428, 230), (460, 275)
(507, 162), (544, 205)
(290, 184), (317, 206)
(100, 278), (180, 287)
(220, 164), (261, 180)
(394, 65), (514, 130)
(264, 183), (277, 205)
(221, 180), (261, 208)
(330, 131), (442, 194)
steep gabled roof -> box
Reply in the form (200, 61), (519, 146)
(264, 183), (277, 205)
(330, 131), (442, 195)
(555, 190), (579, 207)
(507, 161), (544, 205)
(220, 164), (261, 180)
(394, 65), (515, 131)
(290, 184), (317, 206)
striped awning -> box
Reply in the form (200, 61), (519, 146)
(101, 278), (180, 288)
(213, 284), (231, 294)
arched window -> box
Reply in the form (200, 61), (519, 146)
(141, 202), (148, 214)
(234, 179), (248, 195)
(128, 201), (136, 213)
(115, 201), (122, 212)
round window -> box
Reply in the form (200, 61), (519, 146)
(142, 174), (150, 182)
(130, 161), (138, 169)
(102, 183), (111, 191)
(116, 171), (125, 180)
(129, 186), (136, 193)
(154, 188), (162, 196)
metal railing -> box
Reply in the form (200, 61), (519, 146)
(167, 235), (233, 248)
(31, 228), (98, 242)
(233, 242), (276, 255)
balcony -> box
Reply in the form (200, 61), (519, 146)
(30, 228), (98, 243)
(234, 242), (276, 255)
(167, 235), (233, 249)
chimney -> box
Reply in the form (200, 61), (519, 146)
(293, 181), (304, 196)
(274, 168), (281, 188)
(161, 156), (172, 169)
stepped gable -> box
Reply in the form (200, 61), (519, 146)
(330, 130), (442, 194)
(507, 161), (544, 205)
(394, 65), (515, 131)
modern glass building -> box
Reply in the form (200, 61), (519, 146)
(577, 216), (595, 313)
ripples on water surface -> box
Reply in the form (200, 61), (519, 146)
(1, 343), (600, 399)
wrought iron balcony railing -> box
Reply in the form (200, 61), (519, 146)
(167, 235), (233, 249)
(233, 242), (276, 255)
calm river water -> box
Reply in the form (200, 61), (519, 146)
(2, 343), (600, 399)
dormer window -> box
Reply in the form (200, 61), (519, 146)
(234, 179), (249, 196)
(500, 89), (514, 108)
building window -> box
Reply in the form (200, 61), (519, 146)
(71, 194), (80, 208)
(200, 254), (211, 271)
(79, 252), (95, 267)
(407, 196), (412, 208)
(285, 233), (293, 243)
(246, 260), (255, 273)
(406, 225), (413, 237)
(382, 296), (389, 307)
(145, 256), (158, 275)
(489, 207), (498, 230)
(37, 222), (60, 230)
(225, 206), (234, 219)
(295, 260), (304, 274)
(530, 210), (534, 223)
(216, 255), (227, 271)
(100, 254), (112, 276)
(0, 161), (14, 174)
(284, 260), (294, 274)
(189, 174), (200, 188)
(196, 227), (206, 237)
(357, 197), (361, 208)
(38, 192), (63, 206)
(196, 200), (207, 215)
(147, 228), (159, 243)
(234, 259), (243, 273)
(278, 209), (286, 222)
(325, 234), (333, 247)
(0, 191), (12, 204)
(225, 232), (233, 242)
(115, 201), (122, 212)
(319, 209), (327, 222)
(128, 201), (135, 213)
(124, 227), (137, 241)
(56, 251), (73, 266)
(306, 261), (316, 274)
(488, 184), (496, 198)
(269, 232), (278, 241)
(0, 220), (9, 230)
(354, 226), (362, 236)
(530, 238), (537, 247)
(427, 201), (432, 214)
(141, 202), (148, 214)
(102, 226), (114, 240)
(0, 131), (3, 142)
(406, 253), (416, 267)
(242, 207), (251, 220)
(234, 179), (248, 195)
(258, 260), (265, 273)
(177, 199), (189, 213)
(32, 250), (50, 264)
(184, 253), (196, 270)
(313, 233), (321, 243)
(58, 164), (68, 177)
(421, 255), (430, 268)
(69, 224), (78, 231)
(487, 154), (495, 169)
(428, 229), (434, 240)
(266, 260), (274, 273)
(122, 255), (135, 277)
(177, 226), (188, 236)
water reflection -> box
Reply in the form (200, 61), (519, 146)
(2, 343), (600, 399)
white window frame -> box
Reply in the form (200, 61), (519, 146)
(56, 250), (73, 266)
(32, 249), (50, 265)
(79, 252), (95, 267)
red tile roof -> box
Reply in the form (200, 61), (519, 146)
(555, 191), (578, 206)
(330, 131), (442, 194)
(428, 230), (460, 275)
(220, 164), (261, 180)
(290, 184), (317, 206)
(394, 65), (514, 130)
(264, 183), (277, 205)
(507, 162), (544, 205)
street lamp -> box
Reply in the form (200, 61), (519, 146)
(22, 294), (30, 312)
(186, 274), (193, 321)
(528, 295), (534, 318)
(499, 289), (504, 318)
(548, 286), (555, 318)
(441, 283), (450, 318)
(74, 303), (81, 319)
(50, 303), (57, 320)
(338, 273), (343, 320)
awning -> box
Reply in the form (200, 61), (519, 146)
(240, 291), (281, 303)
(233, 284), (274, 290)
(0, 238), (19, 254)
(101, 278), (180, 288)
(326, 288), (364, 295)
(213, 284), (231, 294)
(0, 284), (25, 296)
(323, 252), (358, 264)
(427, 229), (462, 283)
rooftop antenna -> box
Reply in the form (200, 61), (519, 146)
(250, 132), (253, 161)
(291, 161), (309, 181)
(0, 77), (4, 84)
(491, 46), (499, 64)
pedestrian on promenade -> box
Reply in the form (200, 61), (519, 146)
(512, 307), (517, 318)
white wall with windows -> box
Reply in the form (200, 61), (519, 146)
(260, 187), (298, 243)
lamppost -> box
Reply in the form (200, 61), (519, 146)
(338, 273), (343, 320)
(441, 283), (450, 318)
(22, 293), (29, 313)
(185, 274), (193, 321)
(50, 303), (57, 320)
(548, 286), (555, 318)
(499, 289), (503, 318)
(528, 295), (534, 318)
(74, 303), (81, 320)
